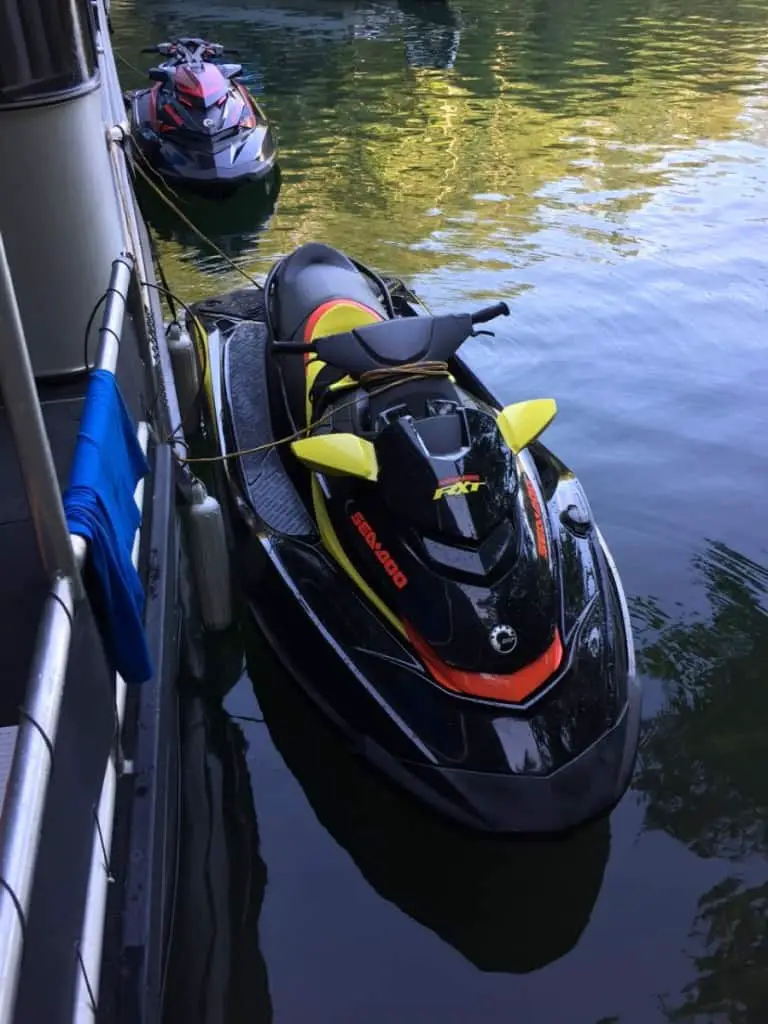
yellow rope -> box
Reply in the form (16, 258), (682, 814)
(176, 361), (451, 464)
(130, 157), (265, 290)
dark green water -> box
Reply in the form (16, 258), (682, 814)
(113, 1), (768, 1020)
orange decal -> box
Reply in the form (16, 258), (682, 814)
(302, 299), (382, 368)
(433, 474), (486, 500)
(405, 623), (563, 704)
(524, 477), (548, 559)
(350, 510), (408, 589)
(303, 300), (380, 342)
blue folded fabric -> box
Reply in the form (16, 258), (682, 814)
(64, 369), (152, 684)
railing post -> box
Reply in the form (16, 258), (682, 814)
(0, 233), (83, 597)
(0, 575), (78, 1024)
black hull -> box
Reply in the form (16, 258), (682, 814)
(235, 510), (640, 835)
(125, 88), (277, 198)
(129, 134), (278, 197)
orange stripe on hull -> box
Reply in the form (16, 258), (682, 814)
(404, 623), (563, 704)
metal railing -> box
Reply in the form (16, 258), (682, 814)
(72, 421), (148, 1023)
(91, 0), (186, 451)
(0, 6), (188, 1020)
(0, 243), (144, 1024)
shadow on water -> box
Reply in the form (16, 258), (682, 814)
(631, 541), (768, 1023)
(241, 624), (611, 975)
(135, 166), (281, 263)
(163, 693), (273, 1024)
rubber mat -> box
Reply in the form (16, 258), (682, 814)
(224, 320), (316, 538)
(191, 286), (266, 323)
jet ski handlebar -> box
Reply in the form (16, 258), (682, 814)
(471, 301), (510, 324)
(271, 303), (510, 375)
(142, 40), (240, 58)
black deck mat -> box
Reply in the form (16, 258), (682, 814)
(191, 286), (266, 323)
(224, 320), (316, 538)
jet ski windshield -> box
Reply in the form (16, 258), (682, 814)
(173, 65), (230, 110)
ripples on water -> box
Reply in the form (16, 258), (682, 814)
(111, 0), (768, 1020)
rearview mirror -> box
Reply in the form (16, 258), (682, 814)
(496, 399), (557, 454)
(291, 433), (378, 482)
(148, 67), (169, 83)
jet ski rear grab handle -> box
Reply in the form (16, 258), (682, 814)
(270, 301), (511, 356)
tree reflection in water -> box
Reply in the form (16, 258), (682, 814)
(632, 541), (768, 1023)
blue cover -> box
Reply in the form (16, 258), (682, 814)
(64, 370), (152, 684)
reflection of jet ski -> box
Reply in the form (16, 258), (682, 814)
(135, 163), (281, 261)
(137, 0), (460, 66)
(398, 0), (461, 69)
(136, 0), (396, 37)
(245, 625), (611, 973)
(163, 696), (272, 1023)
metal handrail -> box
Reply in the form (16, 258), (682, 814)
(0, 248), (137, 1024)
(91, 0), (186, 449)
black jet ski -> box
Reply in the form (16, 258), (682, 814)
(189, 242), (641, 834)
(125, 37), (276, 196)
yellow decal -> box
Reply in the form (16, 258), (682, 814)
(496, 399), (557, 454)
(307, 303), (381, 342)
(433, 475), (486, 500)
(292, 433), (379, 481)
(303, 300), (383, 422)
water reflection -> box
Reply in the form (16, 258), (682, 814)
(135, 166), (281, 264)
(114, 0), (768, 289)
(243, 626), (611, 974)
(163, 696), (272, 1024)
(109, 0), (768, 1016)
(136, 0), (461, 71)
(632, 542), (768, 1021)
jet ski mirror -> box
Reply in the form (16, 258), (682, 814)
(291, 434), (379, 482)
(496, 399), (558, 454)
(147, 68), (169, 83)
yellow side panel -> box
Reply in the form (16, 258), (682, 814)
(190, 316), (218, 443)
(311, 476), (406, 638)
(292, 434), (379, 481)
(304, 302), (383, 422)
(300, 303), (404, 633)
(328, 375), (358, 393)
(304, 357), (326, 424)
(497, 399), (558, 454)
